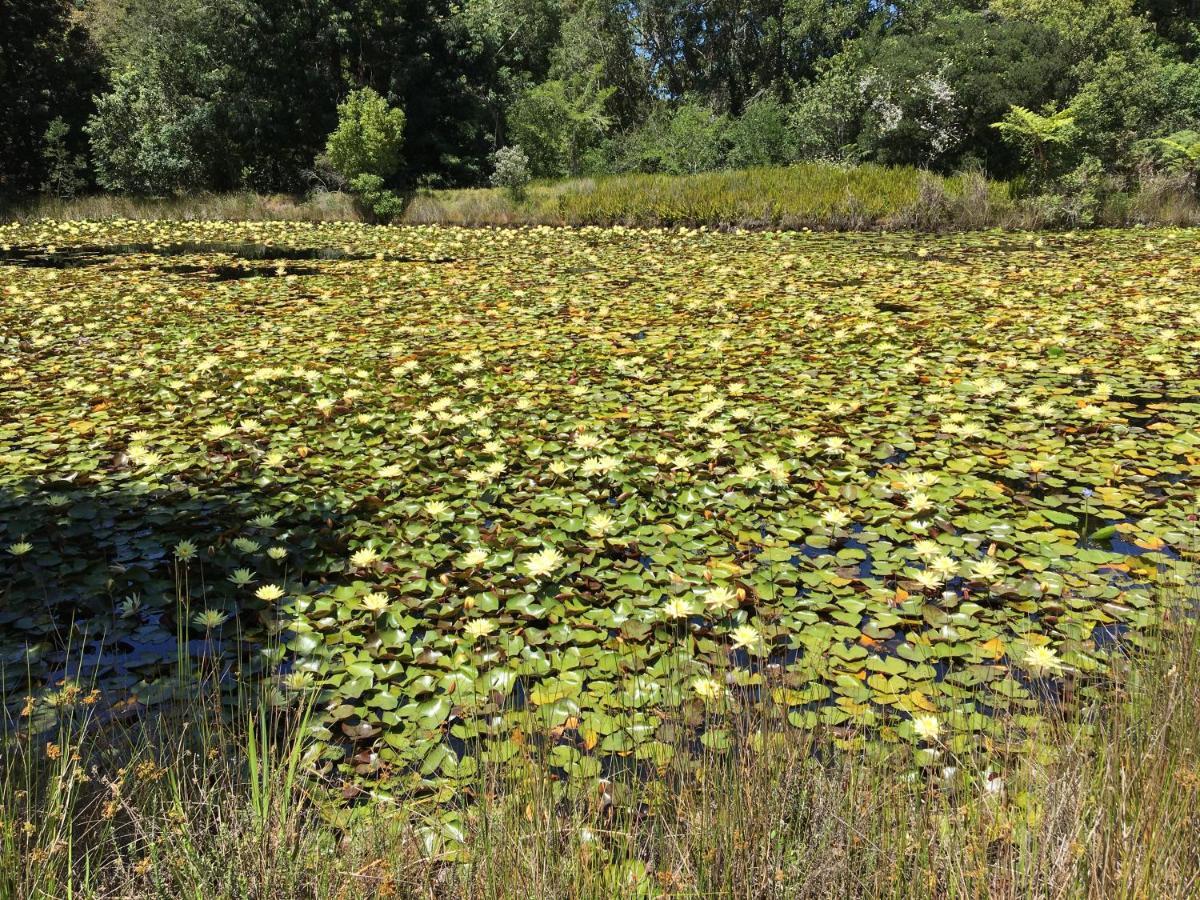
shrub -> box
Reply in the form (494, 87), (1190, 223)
(725, 96), (792, 169)
(85, 68), (207, 195)
(347, 173), (406, 224)
(490, 145), (532, 201)
(324, 87), (406, 182)
(613, 102), (729, 176)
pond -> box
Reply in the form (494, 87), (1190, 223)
(1, 220), (1197, 791)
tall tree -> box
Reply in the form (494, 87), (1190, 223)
(0, 0), (103, 201)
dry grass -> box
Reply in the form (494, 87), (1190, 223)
(3, 190), (362, 224)
(2, 589), (1198, 899)
(6, 164), (1198, 232)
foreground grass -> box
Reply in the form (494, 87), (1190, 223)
(3, 600), (1198, 899)
(8, 163), (1199, 230)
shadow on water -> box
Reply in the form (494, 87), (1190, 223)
(0, 474), (350, 720)
(0, 243), (458, 269)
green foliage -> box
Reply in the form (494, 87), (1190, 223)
(40, 118), (88, 199)
(1069, 50), (1200, 166)
(85, 68), (208, 195)
(612, 101), (729, 175)
(993, 104), (1080, 185)
(725, 96), (792, 169)
(4, 0), (1200, 205)
(507, 67), (615, 177)
(2, 220), (1199, 812)
(1154, 129), (1200, 172)
(346, 173), (407, 223)
(0, 0), (102, 201)
(324, 88), (407, 182)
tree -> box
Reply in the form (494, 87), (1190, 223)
(507, 68), (614, 177)
(86, 67), (209, 194)
(324, 87), (407, 182)
(0, 0), (103, 202)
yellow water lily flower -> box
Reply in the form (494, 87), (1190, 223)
(193, 609), (228, 630)
(464, 618), (497, 640)
(692, 677), (726, 703)
(361, 592), (390, 613)
(912, 715), (941, 742)
(662, 597), (695, 619)
(730, 624), (764, 652)
(523, 546), (565, 579)
(971, 558), (1003, 581)
(703, 585), (739, 613)
(1023, 645), (1064, 675)
(349, 545), (381, 568)
(255, 584), (285, 602)
(459, 548), (489, 567)
(587, 511), (615, 537)
(228, 568), (256, 586)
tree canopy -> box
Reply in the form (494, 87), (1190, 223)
(1, 0), (1198, 199)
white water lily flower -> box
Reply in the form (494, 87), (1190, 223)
(424, 499), (451, 518)
(205, 423), (235, 440)
(174, 539), (198, 560)
(7, 541), (33, 557)
(232, 537), (260, 554)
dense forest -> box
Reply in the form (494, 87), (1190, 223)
(2, 0), (1199, 204)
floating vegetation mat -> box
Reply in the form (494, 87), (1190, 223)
(2, 221), (1198, 795)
